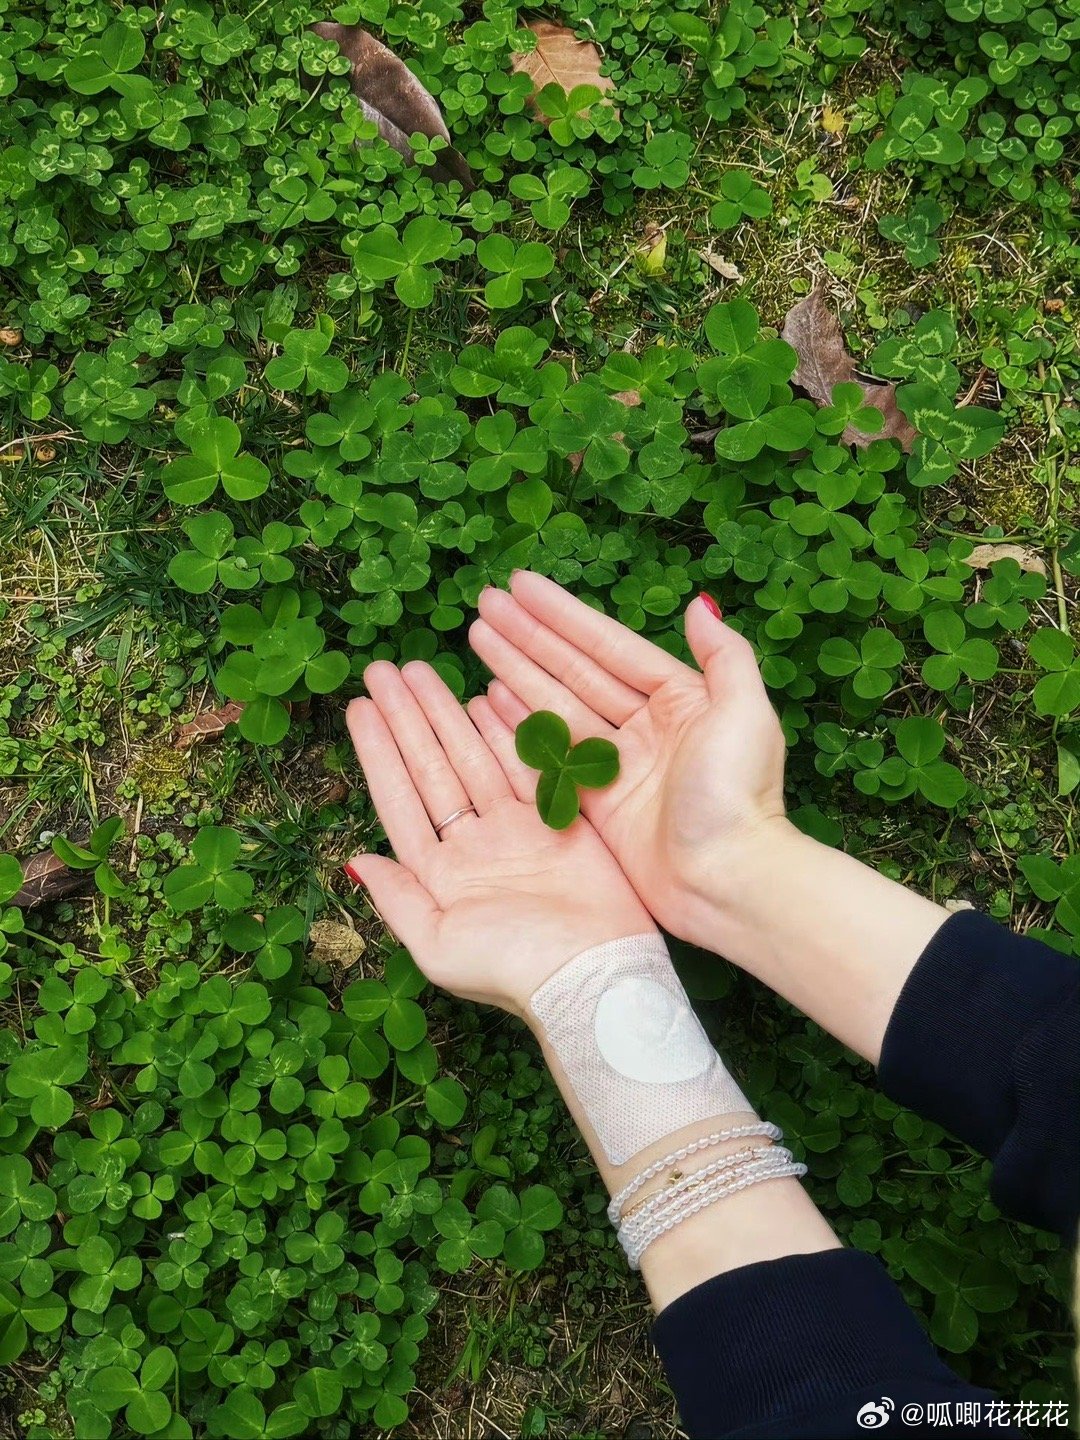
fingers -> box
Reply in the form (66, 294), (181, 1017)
(344, 853), (439, 958)
(486, 678), (529, 730)
(505, 570), (686, 694)
(400, 661), (511, 811)
(467, 696), (536, 803)
(363, 662), (475, 832)
(469, 618), (616, 743)
(346, 698), (438, 873)
(476, 587), (646, 725)
(684, 595), (769, 708)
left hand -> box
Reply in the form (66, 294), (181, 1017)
(345, 660), (656, 1019)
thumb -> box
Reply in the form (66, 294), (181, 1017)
(344, 853), (439, 959)
(684, 593), (768, 707)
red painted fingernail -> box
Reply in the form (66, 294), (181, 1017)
(343, 861), (364, 886)
(698, 593), (722, 620)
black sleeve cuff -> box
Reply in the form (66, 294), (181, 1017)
(651, 1249), (995, 1438)
(878, 909), (1080, 1235)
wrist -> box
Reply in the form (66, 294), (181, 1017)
(524, 931), (754, 1178)
(677, 816), (812, 967)
(681, 820), (950, 1061)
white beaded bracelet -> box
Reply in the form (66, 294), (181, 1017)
(622, 1162), (806, 1269)
(618, 1149), (796, 1249)
(619, 1144), (795, 1229)
(607, 1121), (782, 1225)
(619, 1156), (807, 1269)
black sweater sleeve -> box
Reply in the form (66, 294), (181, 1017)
(878, 908), (1080, 1236)
(652, 1249), (1006, 1438)
(652, 910), (1076, 1438)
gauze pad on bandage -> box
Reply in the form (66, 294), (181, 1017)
(528, 934), (750, 1166)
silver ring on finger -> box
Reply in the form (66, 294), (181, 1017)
(433, 804), (477, 836)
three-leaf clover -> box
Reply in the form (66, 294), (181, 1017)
(161, 418), (270, 505)
(509, 166), (591, 229)
(264, 328), (349, 395)
(474, 1183), (563, 1271)
(476, 234), (554, 308)
(514, 711), (620, 829)
(64, 21), (152, 99)
(350, 216), (454, 308)
(709, 169), (772, 229)
(163, 827), (254, 913)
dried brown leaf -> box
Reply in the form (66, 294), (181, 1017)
(510, 20), (617, 127)
(174, 701), (246, 750)
(781, 282), (917, 452)
(966, 543), (1047, 576)
(700, 249), (743, 282)
(12, 851), (89, 908)
(311, 23), (473, 190)
(821, 103), (847, 136)
(309, 920), (366, 968)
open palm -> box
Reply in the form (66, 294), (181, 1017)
(346, 658), (654, 1016)
(468, 572), (790, 948)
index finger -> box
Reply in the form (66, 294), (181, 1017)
(506, 571), (687, 694)
(346, 697), (438, 875)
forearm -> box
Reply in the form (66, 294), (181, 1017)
(524, 933), (838, 1311)
(683, 825), (1080, 1235)
(682, 821), (949, 1065)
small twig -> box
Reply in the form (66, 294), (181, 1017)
(957, 366), (988, 408)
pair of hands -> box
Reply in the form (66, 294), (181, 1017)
(345, 570), (792, 1022)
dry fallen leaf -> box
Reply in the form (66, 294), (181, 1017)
(700, 249), (743, 282)
(309, 920), (366, 968)
(821, 103), (847, 136)
(311, 23), (473, 190)
(966, 543), (1047, 576)
(510, 20), (616, 127)
(12, 851), (90, 909)
(781, 281), (918, 451)
(174, 701), (246, 750)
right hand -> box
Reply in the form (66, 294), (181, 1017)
(468, 571), (797, 956)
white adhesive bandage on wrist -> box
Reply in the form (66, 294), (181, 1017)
(528, 933), (750, 1166)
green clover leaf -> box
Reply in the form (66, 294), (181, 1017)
(477, 234), (554, 308)
(515, 711), (619, 829)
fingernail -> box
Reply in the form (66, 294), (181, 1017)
(343, 861), (364, 886)
(698, 593), (722, 620)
